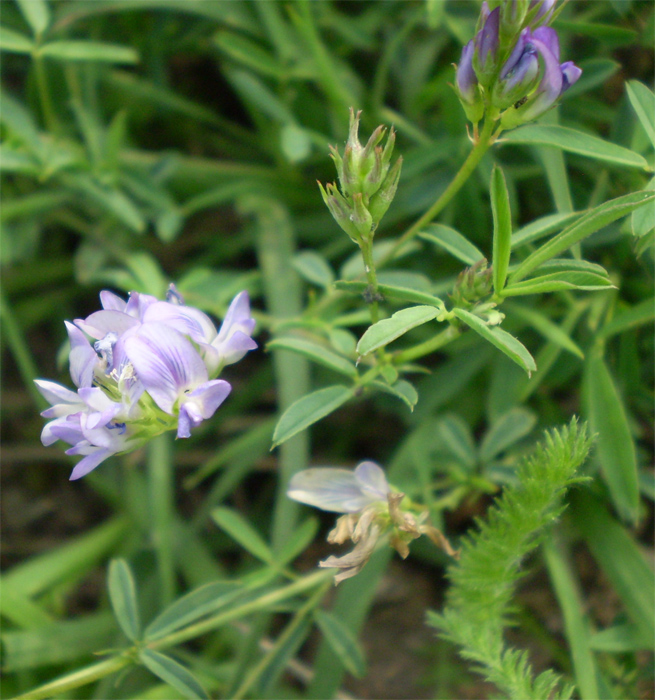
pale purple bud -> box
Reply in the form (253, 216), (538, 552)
(456, 40), (478, 103)
(560, 61), (582, 92)
(166, 283), (185, 305)
(474, 6), (501, 83)
(530, 0), (556, 22)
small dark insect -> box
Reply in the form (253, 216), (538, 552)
(514, 96), (528, 109)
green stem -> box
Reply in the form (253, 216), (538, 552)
(392, 325), (460, 365)
(11, 655), (132, 700)
(147, 435), (176, 608)
(379, 118), (499, 269)
(33, 53), (57, 133)
(360, 239), (381, 324)
(232, 580), (332, 699)
(246, 197), (310, 553)
(153, 569), (332, 650)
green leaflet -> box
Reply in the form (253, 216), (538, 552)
(509, 190), (655, 284)
(314, 610), (366, 678)
(502, 270), (614, 297)
(357, 305), (440, 356)
(454, 308), (536, 375)
(107, 559), (141, 642)
(145, 582), (244, 641)
(38, 41), (139, 63)
(502, 124), (648, 170)
(419, 223), (485, 265)
(272, 385), (354, 447)
(139, 649), (209, 700)
(267, 337), (356, 377)
(212, 507), (273, 564)
(584, 352), (639, 524)
(490, 165), (512, 294)
(626, 80), (655, 149)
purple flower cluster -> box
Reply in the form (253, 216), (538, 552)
(455, 0), (581, 128)
(35, 286), (257, 480)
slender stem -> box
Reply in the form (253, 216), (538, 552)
(232, 580), (332, 699)
(147, 435), (176, 608)
(247, 197), (310, 553)
(11, 656), (132, 700)
(33, 53), (57, 133)
(393, 325), (460, 365)
(360, 240), (380, 324)
(379, 117), (498, 269)
(152, 569), (333, 650)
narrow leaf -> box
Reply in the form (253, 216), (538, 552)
(543, 539), (600, 700)
(335, 280), (444, 309)
(419, 224), (485, 265)
(371, 378), (419, 411)
(436, 414), (477, 469)
(38, 41), (138, 64)
(272, 385), (354, 447)
(491, 165), (512, 294)
(502, 270), (615, 296)
(506, 303), (584, 359)
(454, 308), (536, 375)
(480, 407), (537, 463)
(509, 190), (655, 283)
(626, 80), (655, 149)
(107, 559), (141, 641)
(314, 610), (366, 678)
(2, 613), (116, 671)
(276, 518), (320, 566)
(589, 622), (651, 652)
(597, 298), (655, 340)
(292, 251), (334, 288)
(212, 507), (273, 563)
(15, 0), (50, 35)
(0, 26), (34, 53)
(584, 352), (639, 523)
(572, 491), (654, 642)
(502, 125), (649, 169)
(145, 581), (243, 641)
(267, 337), (356, 377)
(511, 212), (580, 248)
(139, 649), (209, 700)
(357, 306), (439, 357)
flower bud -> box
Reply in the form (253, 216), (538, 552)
(455, 40), (485, 123)
(473, 6), (501, 87)
(500, 0), (529, 37)
(500, 26), (581, 129)
(318, 181), (362, 242)
(492, 29), (540, 109)
(368, 156), (403, 224)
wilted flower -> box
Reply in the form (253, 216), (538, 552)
(36, 286), (257, 480)
(288, 461), (456, 584)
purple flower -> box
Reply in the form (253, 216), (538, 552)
(500, 26), (581, 128)
(456, 40), (479, 105)
(36, 285), (255, 479)
(124, 323), (231, 438)
(493, 28), (540, 108)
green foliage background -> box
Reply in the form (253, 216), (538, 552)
(1, 1), (653, 698)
